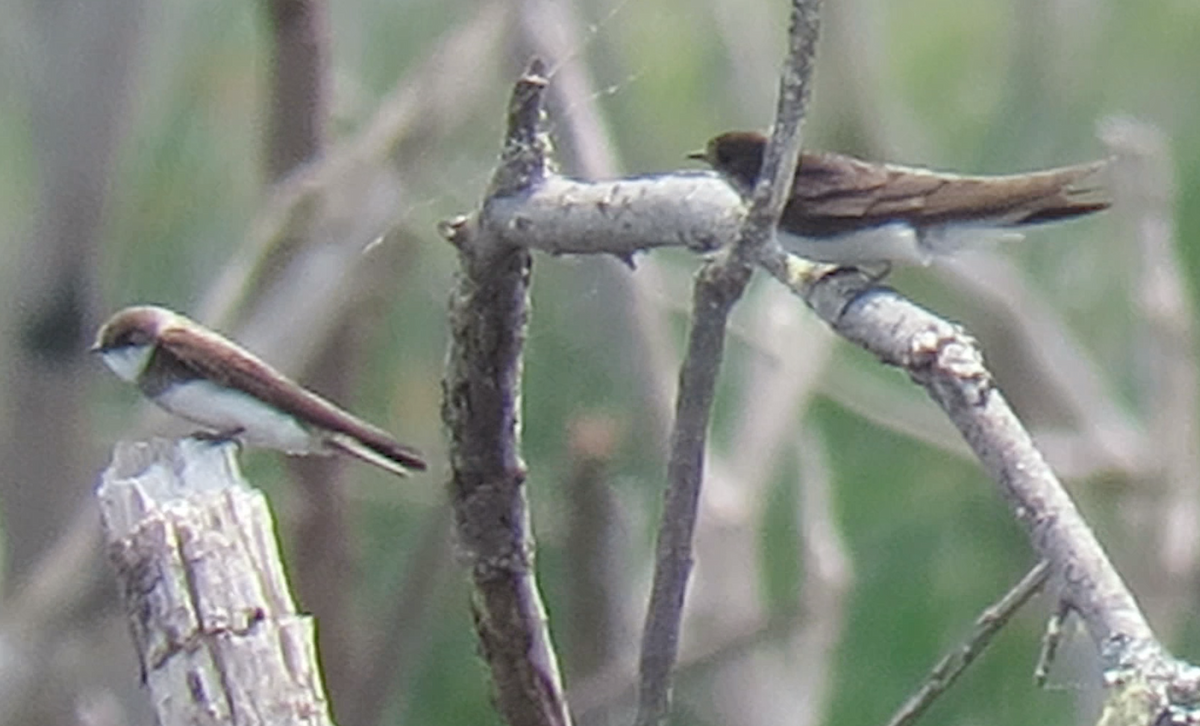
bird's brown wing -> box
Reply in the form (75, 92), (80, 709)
(157, 321), (426, 471)
(787, 152), (1111, 237)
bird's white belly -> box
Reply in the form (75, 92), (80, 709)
(777, 222), (1024, 266)
(155, 380), (318, 453)
(778, 223), (929, 265)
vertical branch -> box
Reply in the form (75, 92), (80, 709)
(286, 321), (357, 706)
(743, 0), (822, 255)
(635, 268), (747, 726)
(635, 3), (823, 725)
(441, 60), (571, 726)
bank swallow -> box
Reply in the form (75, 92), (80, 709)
(92, 305), (427, 476)
(690, 131), (1111, 265)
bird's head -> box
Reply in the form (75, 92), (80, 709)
(91, 305), (176, 382)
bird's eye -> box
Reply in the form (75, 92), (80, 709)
(114, 330), (149, 348)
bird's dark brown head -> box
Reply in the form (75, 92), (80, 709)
(687, 131), (769, 191)
(91, 306), (175, 353)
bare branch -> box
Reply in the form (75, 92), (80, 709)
(635, 2), (823, 725)
(635, 264), (749, 726)
(887, 561), (1051, 726)
(456, 43), (1181, 724)
(486, 173), (742, 261)
(770, 260), (1156, 653)
(740, 0), (822, 261)
(571, 426), (855, 726)
(443, 60), (571, 726)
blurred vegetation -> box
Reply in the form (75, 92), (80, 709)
(1, 0), (1198, 724)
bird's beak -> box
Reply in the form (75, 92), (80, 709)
(685, 149), (707, 161)
(88, 342), (103, 354)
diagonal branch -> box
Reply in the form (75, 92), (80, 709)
(887, 560), (1052, 726)
(764, 257), (1172, 682)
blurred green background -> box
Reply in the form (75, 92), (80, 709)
(0, 0), (1197, 724)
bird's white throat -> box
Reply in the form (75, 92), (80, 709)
(100, 344), (154, 383)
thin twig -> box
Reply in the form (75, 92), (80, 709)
(635, 266), (749, 726)
(572, 426), (856, 726)
(886, 561), (1052, 726)
(634, 3), (823, 725)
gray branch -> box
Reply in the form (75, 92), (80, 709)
(792, 265), (1155, 649)
(772, 261), (1200, 718)
(486, 173), (742, 262)
(635, 2), (823, 726)
(441, 59), (571, 726)
(97, 438), (334, 726)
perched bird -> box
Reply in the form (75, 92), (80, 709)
(689, 131), (1111, 265)
(92, 305), (427, 476)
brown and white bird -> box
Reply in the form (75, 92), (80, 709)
(92, 305), (427, 476)
(689, 131), (1111, 265)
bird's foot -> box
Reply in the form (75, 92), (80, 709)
(188, 428), (245, 451)
(854, 261), (893, 284)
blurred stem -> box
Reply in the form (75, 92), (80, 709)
(564, 416), (622, 682)
(264, 0), (328, 180)
(263, 0), (349, 710)
(286, 319), (357, 713)
(0, 1), (143, 721)
(347, 508), (455, 726)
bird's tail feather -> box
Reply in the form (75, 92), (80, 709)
(326, 433), (425, 477)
